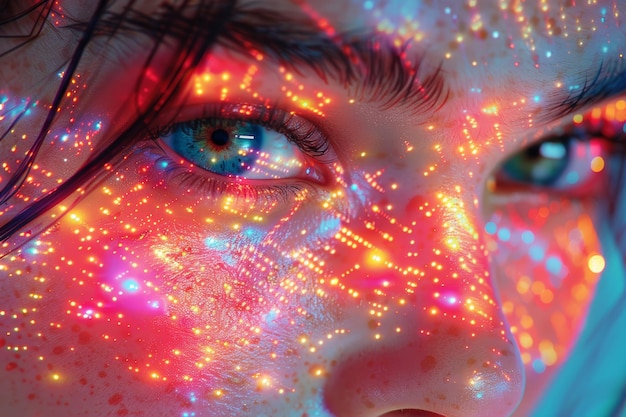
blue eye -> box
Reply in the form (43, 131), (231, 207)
(159, 115), (327, 181)
(499, 138), (571, 186)
(493, 130), (609, 194)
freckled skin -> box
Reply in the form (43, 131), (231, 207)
(1, 0), (626, 416)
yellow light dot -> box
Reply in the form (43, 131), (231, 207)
(588, 254), (605, 273)
(519, 332), (533, 349)
(539, 340), (558, 366)
(365, 249), (388, 269)
(572, 113), (583, 124)
(590, 156), (604, 173)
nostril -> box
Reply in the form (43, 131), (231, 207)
(379, 410), (446, 417)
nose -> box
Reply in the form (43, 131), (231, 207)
(321, 190), (524, 417)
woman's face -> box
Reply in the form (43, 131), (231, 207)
(1, 1), (625, 416)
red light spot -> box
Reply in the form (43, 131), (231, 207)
(108, 393), (123, 405)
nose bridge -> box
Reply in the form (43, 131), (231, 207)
(322, 173), (524, 417)
(341, 177), (507, 336)
(341, 171), (489, 301)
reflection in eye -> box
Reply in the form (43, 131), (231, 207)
(156, 107), (330, 183)
(500, 138), (571, 186)
(492, 122), (621, 194)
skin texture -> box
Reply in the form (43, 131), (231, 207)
(1, 0), (626, 416)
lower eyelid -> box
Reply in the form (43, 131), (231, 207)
(137, 141), (326, 204)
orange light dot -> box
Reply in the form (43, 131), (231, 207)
(590, 156), (604, 173)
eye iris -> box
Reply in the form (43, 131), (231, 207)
(501, 138), (571, 186)
(170, 121), (264, 175)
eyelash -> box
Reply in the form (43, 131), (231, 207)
(148, 103), (330, 157)
(143, 103), (334, 202)
(493, 108), (626, 194)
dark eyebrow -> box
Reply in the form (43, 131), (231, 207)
(73, 3), (448, 115)
(540, 60), (626, 124)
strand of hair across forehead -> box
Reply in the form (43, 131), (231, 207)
(0, 0), (110, 206)
(0, 0), (53, 57)
(0, 0), (238, 246)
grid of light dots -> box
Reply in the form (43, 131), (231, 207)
(483, 99), (626, 373)
(0, 1), (624, 413)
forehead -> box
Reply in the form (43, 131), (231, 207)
(179, 0), (625, 95)
(118, 1), (625, 65)
(70, 0), (625, 137)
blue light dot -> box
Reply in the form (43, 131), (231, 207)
(363, 0), (374, 10)
(529, 245), (545, 261)
(546, 256), (562, 274)
(539, 142), (566, 159)
(492, 31), (499, 38)
(122, 279), (140, 293)
(485, 221), (497, 235)
(521, 230), (535, 244)
(602, 45), (609, 53)
(533, 95), (541, 103)
(565, 171), (579, 185)
(205, 237), (220, 249)
(532, 358), (546, 373)
(497, 227), (511, 242)
(350, 183), (359, 191)
(444, 7), (451, 14)
(545, 51), (552, 58)
(265, 309), (278, 324)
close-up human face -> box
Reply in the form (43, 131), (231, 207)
(2, 1), (626, 416)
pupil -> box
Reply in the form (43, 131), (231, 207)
(211, 129), (230, 146)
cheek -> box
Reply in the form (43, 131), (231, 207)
(0, 146), (349, 405)
(485, 195), (602, 375)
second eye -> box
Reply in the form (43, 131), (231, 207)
(160, 117), (322, 181)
